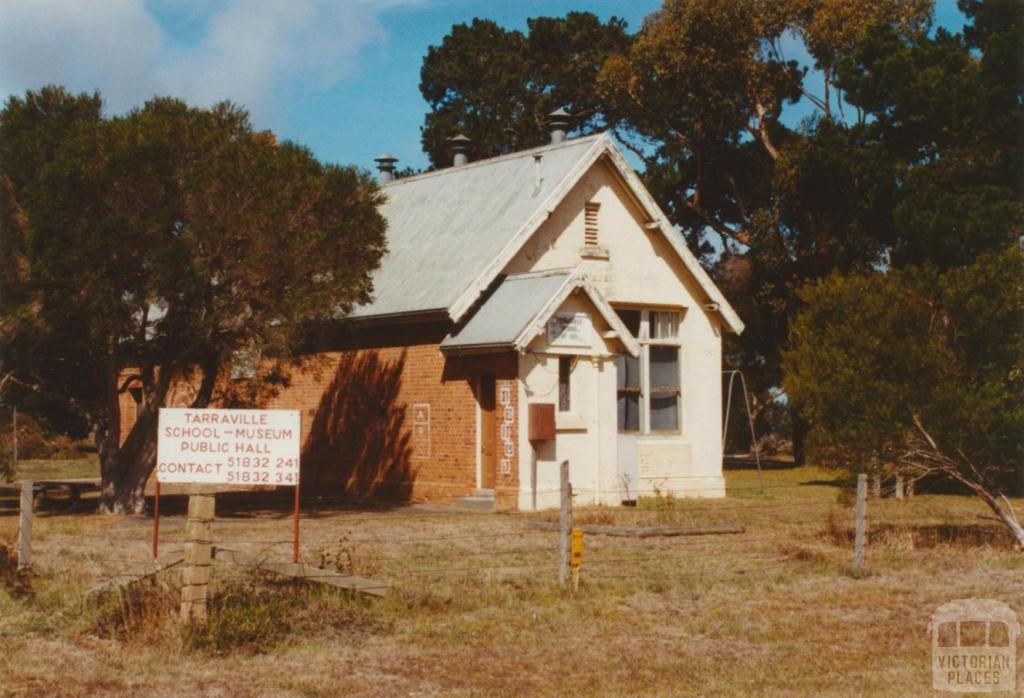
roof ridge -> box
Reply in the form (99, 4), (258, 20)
(383, 133), (608, 188)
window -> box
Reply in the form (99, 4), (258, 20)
(614, 308), (682, 433)
(558, 356), (572, 413)
(584, 202), (600, 247)
(650, 311), (679, 340)
(649, 346), (679, 430)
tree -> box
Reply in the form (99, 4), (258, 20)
(419, 12), (631, 167)
(784, 247), (1024, 546)
(418, 1), (950, 460)
(0, 87), (388, 512)
(834, 0), (1023, 269)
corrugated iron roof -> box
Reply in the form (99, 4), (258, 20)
(350, 132), (744, 335)
(350, 135), (605, 320)
(440, 269), (640, 356)
(440, 271), (573, 350)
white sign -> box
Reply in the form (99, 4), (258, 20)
(547, 312), (591, 347)
(156, 408), (300, 486)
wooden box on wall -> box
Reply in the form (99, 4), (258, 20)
(528, 403), (556, 441)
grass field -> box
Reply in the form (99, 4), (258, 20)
(11, 456), (100, 482)
(0, 464), (1021, 697)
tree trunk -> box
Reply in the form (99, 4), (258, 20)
(97, 361), (216, 514)
(975, 486), (1024, 550)
(106, 405), (159, 513)
(791, 411), (808, 467)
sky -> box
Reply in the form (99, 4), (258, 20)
(0, 0), (967, 174)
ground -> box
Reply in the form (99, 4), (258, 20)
(1, 461), (1022, 697)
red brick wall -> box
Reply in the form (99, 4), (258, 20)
(117, 322), (522, 507)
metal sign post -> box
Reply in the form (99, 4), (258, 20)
(152, 481), (160, 558)
(293, 480), (300, 563)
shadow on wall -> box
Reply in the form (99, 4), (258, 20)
(301, 350), (415, 502)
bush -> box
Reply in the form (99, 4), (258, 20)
(0, 412), (92, 463)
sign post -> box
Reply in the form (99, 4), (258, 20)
(152, 481), (160, 558)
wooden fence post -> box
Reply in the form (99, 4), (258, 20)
(559, 460), (572, 588)
(180, 490), (215, 623)
(16, 480), (31, 571)
(871, 473), (881, 499)
(895, 473), (904, 500)
(854, 473), (867, 571)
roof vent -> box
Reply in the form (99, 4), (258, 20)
(448, 134), (471, 167)
(548, 108), (571, 144)
(374, 153), (398, 183)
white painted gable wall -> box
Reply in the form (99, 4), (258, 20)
(507, 158), (726, 508)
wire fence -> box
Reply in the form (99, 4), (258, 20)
(7, 468), (1006, 604)
(2, 480), (862, 599)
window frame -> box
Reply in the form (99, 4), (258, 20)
(615, 307), (682, 435)
(558, 356), (572, 413)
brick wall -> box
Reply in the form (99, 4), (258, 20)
(121, 322), (523, 507)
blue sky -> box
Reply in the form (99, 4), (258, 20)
(0, 1), (966, 174)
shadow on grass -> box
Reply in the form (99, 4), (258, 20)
(827, 519), (1017, 550)
(723, 455), (797, 471)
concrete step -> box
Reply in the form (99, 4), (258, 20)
(456, 495), (496, 513)
(473, 488), (495, 498)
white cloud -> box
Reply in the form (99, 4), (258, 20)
(0, 0), (163, 111)
(0, 0), (391, 126)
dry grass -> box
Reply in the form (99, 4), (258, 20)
(0, 465), (1022, 697)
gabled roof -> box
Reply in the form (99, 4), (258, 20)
(352, 133), (743, 334)
(350, 135), (603, 320)
(440, 269), (640, 356)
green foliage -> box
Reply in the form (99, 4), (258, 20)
(784, 246), (1024, 488)
(834, 0), (1023, 268)
(419, 12), (631, 166)
(0, 87), (388, 510)
(420, 1), (1010, 456)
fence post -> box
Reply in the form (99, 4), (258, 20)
(871, 473), (881, 499)
(16, 480), (31, 571)
(180, 490), (215, 623)
(559, 460), (572, 588)
(895, 473), (904, 500)
(854, 473), (867, 571)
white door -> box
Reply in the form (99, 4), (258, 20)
(616, 353), (641, 503)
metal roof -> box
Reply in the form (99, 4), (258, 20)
(440, 272), (572, 350)
(350, 135), (605, 320)
(440, 270), (640, 356)
(350, 132), (744, 335)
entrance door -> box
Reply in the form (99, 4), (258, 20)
(616, 354), (641, 502)
(479, 374), (497, 489)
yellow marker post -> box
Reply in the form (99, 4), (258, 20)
(570, 528), (583, 592)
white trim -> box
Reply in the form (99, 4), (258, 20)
(474, 376), (482, 489)
(599, 147), (745, 334)
(512, 272), (641, 357)
(446, 133), (745, 335)
(449, 136), (609, 322)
